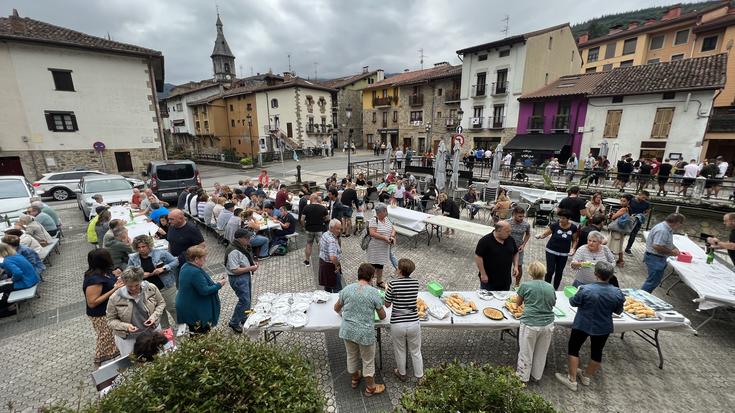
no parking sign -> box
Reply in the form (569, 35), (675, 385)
(453, 134), (465, 146)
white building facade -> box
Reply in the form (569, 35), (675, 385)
(0, 11), (164, 178)
(165, 84), (222, 153)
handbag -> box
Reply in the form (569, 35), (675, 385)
(360, 217), (377, 250)
(608, 212), (635, 234)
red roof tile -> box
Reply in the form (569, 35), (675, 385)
(366, 64), (460, 89)
(519, 72), (608, 100)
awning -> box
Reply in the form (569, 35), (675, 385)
(504, 133), (571, 151)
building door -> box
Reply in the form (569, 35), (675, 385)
(287, 122), (293, 138)
(115, 152), (134, 173)
(403, 138), (412, 151)
(390, 134), (398, 149)
(705, 140), (735, 164)
(0, 157), (24, 176)
(418, 137), (426, 153)
(433, 140), (441, 154)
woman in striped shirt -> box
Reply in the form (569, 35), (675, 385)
(384, 258), (423, 381)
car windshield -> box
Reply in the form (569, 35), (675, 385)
(156, 164), (195, 180)
(0, 180), (29, 199)
(84, 179), (131, 193)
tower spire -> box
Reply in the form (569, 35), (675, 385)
(211, 12), (235, 83)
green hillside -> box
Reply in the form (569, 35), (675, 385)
(572, 1), (723, 40)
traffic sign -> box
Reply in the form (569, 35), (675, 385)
(93, 141), (106, 152)
(454, 134), (465, 146)
(456, 125), (463, 134)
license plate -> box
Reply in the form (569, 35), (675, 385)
(162, 192), (178, 197)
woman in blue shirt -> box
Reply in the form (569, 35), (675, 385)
(175, 246), (226, 334)
(0, 243), (39, 290)
(556, 261), (624, 391)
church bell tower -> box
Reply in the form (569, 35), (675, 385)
(211, 13), (235, 83)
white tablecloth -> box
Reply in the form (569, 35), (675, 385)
(500, 185), (567, 203)
(648, 232), (735, 310)
(424, 215), (494, 237)
(387, 206), (431, 232)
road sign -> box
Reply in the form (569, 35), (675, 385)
(93, 141), (106, 152)
(454, 134), (465, 146)
(456, 125), (463, 134)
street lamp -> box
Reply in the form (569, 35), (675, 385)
(345, 104), (353, 176)
(247, 114), (258, 166)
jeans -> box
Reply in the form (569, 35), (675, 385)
(396, 198), (404, 207)
(468, 204), (480, 218)
(641, 253), (667, 293)
(228, 273), (252, 328)
(251, 235), (270, 257)
(544, 252), (568, 290)
(625, 219), (643, 252)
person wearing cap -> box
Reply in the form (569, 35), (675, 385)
(217, 202), (236, 231)
(86, 206), (109, 246)
(89, 194), (107, 219)
(463, 185), (480, 219)
(225, 228), (258, 333)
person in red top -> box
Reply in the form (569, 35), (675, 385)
(257, 169), (270, 187)
(131, 188), (142, 208)
(274, 184), (289, 209)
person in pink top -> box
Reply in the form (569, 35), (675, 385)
(257, 169), (270, 187)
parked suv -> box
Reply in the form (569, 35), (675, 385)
(76, 174), (136, 220)
(0, 176), (35, 221)
(143, 160), (201, 202)
(33, 170), (144, 201)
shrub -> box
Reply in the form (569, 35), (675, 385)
(45, 333), (324, 413)
(240, 157), (253, 166)
(399, 361), (557, 413)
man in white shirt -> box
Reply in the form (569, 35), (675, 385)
(395, 149), (404, 169)
(714, 156), (729, 198)
(484, 148), (493, 167)
(502, 153), (513, 177)
(678, 159), (700, 197)
(89, 194), (106, 219)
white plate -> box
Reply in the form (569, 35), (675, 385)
(271, 302), (291, 314)
(428, 305), (450, 320)
(491, 291), (512, 300)
(312, 291), (331, 303)
(257, 293), (278, 303)
(291, 302), (310, 313)
(475, 290), (493, 301)
(287, 312), (308, 328)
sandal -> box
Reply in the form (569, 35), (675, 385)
(393, 368), (407, 382)
(351, 372), (361, 389)
(364, 383), (386, 397)
(616, 260), (625, 268)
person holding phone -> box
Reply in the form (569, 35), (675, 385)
(106, 267), (166, 357)
(128, 235), (179, 329)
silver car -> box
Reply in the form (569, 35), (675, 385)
(76, 174), (136, 220)
(33, 170), (144, 201)
(0, 175), (36, 221)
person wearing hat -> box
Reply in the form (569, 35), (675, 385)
(217, 202), (236, 231)
(225, 228), (259, 333)
(86, 206), (109, 246)
(463, 185), (480, 219)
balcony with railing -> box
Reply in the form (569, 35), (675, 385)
(553, 114), (570, 132)
(492, 81), (508, 95)
(707, 108), (735, 132)
(472, 84), (487, 98)
(444, 89), (460, 103)
(491, 116), (505, 129)
(373, 96), (395, 107)
(527, 116), (544, 132)
(306, 124), (332, 134)
(409, 94), (424, 106)
(445, 117), (458, 128)
(469, 117), (485, 129)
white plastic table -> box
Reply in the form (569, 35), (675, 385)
(424, 214), (494, 239)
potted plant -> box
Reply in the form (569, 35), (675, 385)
(240, 157), (254, 169)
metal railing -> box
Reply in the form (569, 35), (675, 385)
(444, 89), (460, 103)
(491, 116), (505, 129)
(470, 117), (485, 129)
(409, 94), (424, 106)
(306, 124), (332, 134)
(472, 84), (487, 97)
(349, 159), (387, 180)
(553, 115), (570, 131)
(373, 96), (395, 106)
(527, 116), (544, 130)
(492, 81), (508, 95)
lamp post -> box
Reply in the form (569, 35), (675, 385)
(345, 104), (353, 176)
(247, 114), (259, 167)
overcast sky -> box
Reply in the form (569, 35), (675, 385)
(2, 0), (698, 84)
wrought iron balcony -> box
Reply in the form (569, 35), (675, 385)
(492, 81), (508, 95)
(444, 89), (460, 103)
(527, 116), (544, 131)
(373, 96), (395, 107)
(553, 114), (570, 131)
(470, 117), (485, 129)
(472, 84), (487, 98)
(490, 116), (505, 129)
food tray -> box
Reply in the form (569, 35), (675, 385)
(428, 305), (450, 320)
(440, 294), (479, 316)
(483, 307), (505, 320)
(621, 288), (673, 310)
(475, 290), (494, 301)
(624, 311), (661, 321)
(503, 301), (524, 319)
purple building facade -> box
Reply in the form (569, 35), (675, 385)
(516, 97), (588, 157)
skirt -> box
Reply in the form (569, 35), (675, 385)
(89, 315), (120, 364)
(608, 231), (625, 255)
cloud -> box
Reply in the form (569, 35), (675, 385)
(0, 0), (689, 84)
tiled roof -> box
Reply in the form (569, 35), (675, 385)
(187, 93), (224, 106)
(251, 77), (337, 93)
(320, 70), (382, 89)
(693, 12), (735, 33)
(168, 81), (220, 98)
(519, 72), (608, 100)
(366, 64), (461, 89)
(590, 53), (727, 97)
(211, 14), (234, 58)
(456, 23), (570, 55)
(0, 12), (161, 57)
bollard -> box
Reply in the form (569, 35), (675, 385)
(296, 165), (302, 183)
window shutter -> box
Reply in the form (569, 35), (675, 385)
(661, 108), (674, 138)
(611, 110), (622, 137)
(70, 114), (79, 131)
(650, 109), (663, 138)
(45, 112), (55, 131)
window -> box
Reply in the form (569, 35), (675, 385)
(367, 78), (374, 84)
(44, 111), (78, 132)
(195, 121), (200, 129)
(493, 105), (505, 127)
(587, 47), (600, 62)
(271, 98), (278, 108)
(410, 111), (423, 122)
(478, 54), (488, 61)
(585, 67), (597, 73)
(204, 120), (209, 130)
(473, 106), (483, 119)
(548, 36), (553, 50)
(372, 90), (377, 99)
(674, 29), (689, 45)
(476, 72), (486, 95)
(229, 104), (234, 111)
(602, 63), (613, 71)
(649, 35), (664, 50)
(176, 103), (183, 111)
(437, 88), (443, 96)
(622, 37), (637, 55)
(231, 119), (235, 127)
(367, 134), (373, 143)
(647, 58), (660, 64)
(671, 54), (684, 61)
(495, 69), (508, 93)
(603, 110), (622, 138)
(382, 111), (388, 125)
(247, 103), (252, 111)
(49, 69), (74, 91)
(393, 111), (398, 122)
(382, 89), (388, 98)
(651, 107), (675, 138)
(604, 42), (616, 59)
(662, 92), (676, 100)
(702, 35), (718, 52)
(437, 111), (442, 120)
(224, 63), (230, 73)
(499, 49), (510, 57)
(372, 112), (377, 123)
(555, 101), (571, 130)
(612, 96), (624, 103)
(619, 60), (634, 67)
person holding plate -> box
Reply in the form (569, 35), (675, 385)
(570, 231), (616, 287)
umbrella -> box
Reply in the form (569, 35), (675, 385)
(384, 141), (393, 172)
(435, 141), (447, 191)
(492, 143), (504, 181)
(599, 140), (609, 158)
(450, 140), (461, 189)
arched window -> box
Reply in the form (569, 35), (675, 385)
(271, 98), (279, 108)
(224, 63), (230, 73)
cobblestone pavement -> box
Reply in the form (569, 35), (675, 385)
(2, 199), (735, 412)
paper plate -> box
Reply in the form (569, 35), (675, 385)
(287, 312), (308, 328)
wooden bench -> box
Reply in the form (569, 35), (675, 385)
(394, 225), (420, 248)
(7, 284), (39, 322)
(284, 233), (299, 250)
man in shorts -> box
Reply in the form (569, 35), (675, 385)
(506, 206), (531, 286)
(301, 194), (328, 267)
(678, 159), (699, 197)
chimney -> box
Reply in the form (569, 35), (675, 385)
(628, 21), (639, 30)
(9, 8), (25, 33)
(433, 61), (450, 67)
(404, 69), (409, 72)
(577, 32), (589, 44)
(644, 18), (657, 26)
(608, 25), (624, 35)
(662, 5), (682, 21)
(283, 71), (293, 81)
(362, 65), (369, 74)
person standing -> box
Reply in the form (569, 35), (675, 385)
(641, 214), (684, 293)
(475, 221), (519, 291)
(515, 261), (556, 384)
(333, 264), (387, 396)
(106, 226), (134, 270)
(83, 249), (123, 366)
(127, 235), (179, 329)
(707, 212), (735, 266)
(506, 206), (531, 285)
(340, 183), (359, 236)
(176, 246), (225, 334)
(555, 261), (624, 391)
(578, 214), (605, 248)
(535, 210), (578, 290)
(607, 194), (633, 267)
(714, 155), (729, 198)
(556, 186), (587, 226)
(302, 194), (329, 267)
(395, 148), (404, 170)
(678, 159), (699, 197)
(225, 229), (258, 333)
(565, 153), (578, 183)
(656, 159), (673, 196)
(570, 231), (616, 286)
(367, 203), (395, 289)
(384, 258), (423, 382)
(624, 191), (651, 255)
(405, 148), (413, 167)
(167, 209), (205, 267)
(319, 219), (343, 293)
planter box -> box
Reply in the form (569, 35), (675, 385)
(240, 164), (254, 169)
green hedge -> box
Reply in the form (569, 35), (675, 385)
(240, 157), (253, 166)
(399, 361), (557, 413)
(45, 333), (324, 413)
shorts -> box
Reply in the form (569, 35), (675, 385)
(371, 264), (384, 270)
(619, 174), (629, 183)
(682, 178), (695, 187)
(657, 176), (669, 185)
(342, 206), (353, 218)
(306, 231), (322, 243)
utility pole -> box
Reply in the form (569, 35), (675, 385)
(501, 15), (510, 37)
(418, 48), (425, 69)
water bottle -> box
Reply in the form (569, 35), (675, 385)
(706, 248), (715, 265)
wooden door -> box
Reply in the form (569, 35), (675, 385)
(114, 152), (133, 172)
(287, 122), (293, 138)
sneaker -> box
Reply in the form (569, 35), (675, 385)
(624, 249), (632, 255)
(258, 255), (270, 260)
(229, 323), (243, 334)
(576, 369), (591, 386)
(304, 260), (311, 267)
(555, 373), (578, 391)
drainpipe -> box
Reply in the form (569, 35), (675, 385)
(148, 60), (167, 160)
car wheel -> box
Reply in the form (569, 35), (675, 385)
(52, 188), (71, 201)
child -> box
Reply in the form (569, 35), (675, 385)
(384, 258), (423, 382)
(515, 261), (556, 384)
(353, 206), (366, 235)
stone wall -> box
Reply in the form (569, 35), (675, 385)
(2, 147), (163, 180)
(335, 89), (364, 148)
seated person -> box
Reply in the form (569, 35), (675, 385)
(3, 228), (42, 254)
(156, 215), (170, 238)
(420, 185), (439, 211)
(27, 205), (58, 237)
(224, 208), (243, 243)
(242, 210), (270, 259)
(262, 203), (280, 218)
(131, 188), (143, 209)
(272, 203), (297, 242)
(216, 202), (236, 231)
(363, 181), (377, 204)
(1, 235), (45, 276)
(0, 243), (40, 290)
(463, 185), (480, 219)
(255, 184), (267, 199)
(148, 203), (170, 225)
